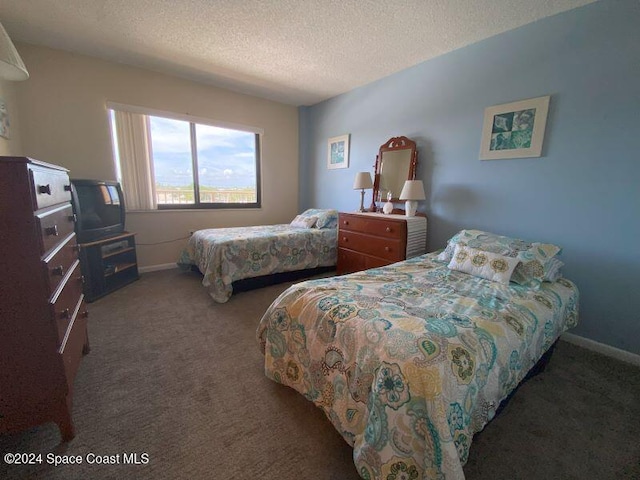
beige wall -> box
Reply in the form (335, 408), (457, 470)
(14, 43), (299, 268)
(0, 79), (23, 156)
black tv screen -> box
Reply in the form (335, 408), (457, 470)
(70, 179), (126, 243)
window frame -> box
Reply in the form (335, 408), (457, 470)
(107, 102), (263, 211)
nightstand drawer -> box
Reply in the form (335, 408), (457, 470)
(339, 213), (405, 239)
(339, 231), (404, 261)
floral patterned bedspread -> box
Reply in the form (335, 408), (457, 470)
(257, 253), (579, 479)
(177, 224), (337, 303)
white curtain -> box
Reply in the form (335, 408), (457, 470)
(113, 110), (157, 210)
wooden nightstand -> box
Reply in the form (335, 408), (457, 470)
(337, 212), (427, 275)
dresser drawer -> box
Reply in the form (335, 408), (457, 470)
(36, 204), (75, 255)
(339, 213), (406, 239)
(30, 166), (71, 210)
(51, 260), (84, 344)
(59, 297), (88, 390)
(339, 231), (404, 261)
(43, 233), (80, 297)
(338, 248), (396, 275)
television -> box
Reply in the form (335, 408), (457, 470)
(70, 179), (126, 243)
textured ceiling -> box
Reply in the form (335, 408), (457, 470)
(0, 0), (595, 106)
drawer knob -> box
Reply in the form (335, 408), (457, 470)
(386, 227), (391, 233)
(68, 213), (77, 222)
(384, 246), (391, 252)
(52, 265), (65, 276)
(343, 220), (349, 225)
(79, 275), (85, 284)
(45, 225), (59, 236)
(81, 310), (89, 319)
(64, 184), (72, 192)
(60, 308), (71, 319)
(38, 184), (51, 195)
(343, 237), (348, 242)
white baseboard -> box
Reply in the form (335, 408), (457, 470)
(561, 333), (640, 367)
(138, 263), (179, 274)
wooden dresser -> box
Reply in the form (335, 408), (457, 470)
(337, 212), (427, 275)
(0, 156), (88, 441)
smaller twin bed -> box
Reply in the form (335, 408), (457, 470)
(257, 229), (579, 480)
(177, 209), (338, 303)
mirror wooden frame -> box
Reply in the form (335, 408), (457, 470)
(369, 136), (418, 212)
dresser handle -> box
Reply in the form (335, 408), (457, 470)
(73, 244), (81, 253)
(60, 308), (71, 319)
(52, 265), (65, 276)
(45, 225), (59, 236)
(343, 220), (349, 225)
(79, 275), (85, 284)
(64, 184), (72, 191)
(385, 227), (391, 233)
(343, 237), (348, 242)
(38, 184), (51, 195)
(81, 310), (89, 319)
(68, 213), (77, 222)
(384, 246), (391, 252)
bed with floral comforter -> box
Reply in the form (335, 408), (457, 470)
(257, 252), (579, 479)
(177, 224), (337, 303)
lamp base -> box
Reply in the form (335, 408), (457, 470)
(405, 200), (417, 217)
(357, 189), (366, 212)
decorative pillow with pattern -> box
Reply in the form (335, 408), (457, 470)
(448, 244), (520, 285)
(290, 214), (317, 228)
(299, 208), (338, 229)
(437, 229), (562, 286)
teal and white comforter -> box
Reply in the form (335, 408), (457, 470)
(257, 253), (579, 479)
(177, 224), (337, 303)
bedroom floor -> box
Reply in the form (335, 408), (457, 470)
(1, 269), (638, 479)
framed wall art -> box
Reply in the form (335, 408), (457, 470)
(479, 95), (550, 160)
(0, 98), (9, 139)
(327, 134), (350, 169)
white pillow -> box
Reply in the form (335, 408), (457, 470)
(290, 214), (317, 228)
(448, 244), (520, 285)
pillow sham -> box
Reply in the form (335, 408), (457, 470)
(448, 244), (520, 285)
(299, 208), (338, 229)
(290, 214), (317, 228)
(437, 229), (562, 285)
(542, 257), (564, 282)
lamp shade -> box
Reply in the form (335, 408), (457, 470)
(353, 171), (373, 190)
(0, 22), (28, 81)
(399, 180), (425, 200)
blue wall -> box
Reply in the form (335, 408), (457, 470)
(299, 0), (640, 355)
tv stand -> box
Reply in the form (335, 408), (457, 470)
(79, 232), (139, 302)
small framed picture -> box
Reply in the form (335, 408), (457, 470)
(327, 134), (350, 169)
(479, 95), (550, 160)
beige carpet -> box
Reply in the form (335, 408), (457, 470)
(1, 269), (639, 479)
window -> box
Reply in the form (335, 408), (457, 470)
(109, 105), (261, 210)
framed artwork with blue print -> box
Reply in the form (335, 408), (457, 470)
(479, 95), (550, 160)
(327, 134), (350, 169)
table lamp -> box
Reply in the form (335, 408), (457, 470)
(399, 180), (425, 217)
(353, 172), (373, 212)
